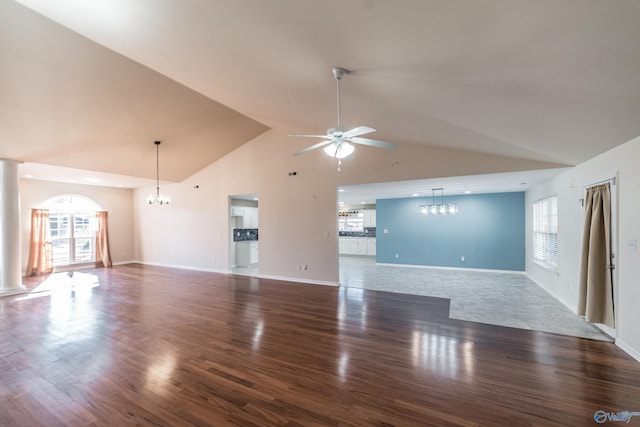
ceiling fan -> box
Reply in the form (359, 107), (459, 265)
(290, 67), (397, 170)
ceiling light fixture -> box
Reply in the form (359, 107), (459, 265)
(323, 141), (354, 159)
(419, 188), (457, 215)
(147, 140), (170, 205)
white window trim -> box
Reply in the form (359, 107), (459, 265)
(532, 195), (558, 271)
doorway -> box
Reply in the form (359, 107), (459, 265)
(229, 194), (259, 276)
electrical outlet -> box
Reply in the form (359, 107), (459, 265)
(395, 253), (399, 258)
(460, 256), (465, 262)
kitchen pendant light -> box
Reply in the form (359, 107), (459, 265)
(147, 140), (170, 205)
(419, 188), (457, 215)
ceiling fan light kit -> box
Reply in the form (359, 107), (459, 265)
(323, 141), (354, 159)
(290, 67), (398, 170)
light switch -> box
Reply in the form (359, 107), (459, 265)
(630, 239), (638, 251)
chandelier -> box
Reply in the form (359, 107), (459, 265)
(419, 188), (457, 215)
(147, 140), (171, 205)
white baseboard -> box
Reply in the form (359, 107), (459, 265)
(377, 262), (526, 275)
(525, 273), (577, 314)
(130, 261), (339, 286)
(616, 338), (640, 363)
(113, 260), (136, 266)
(131, 260), (228, 274)
(525, 273), (640, 363)
(258, 274), (338, 287)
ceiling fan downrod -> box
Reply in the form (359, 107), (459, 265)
(332, 67), (348, 130)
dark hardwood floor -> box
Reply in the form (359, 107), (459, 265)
(1, 264), (639, 426)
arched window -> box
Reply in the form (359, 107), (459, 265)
(40, 195), (102, 266)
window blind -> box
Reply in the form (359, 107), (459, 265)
(533, 196), (558, 267)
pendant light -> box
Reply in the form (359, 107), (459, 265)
(419, 188), (457, 215)
(146, 140), (170, 205)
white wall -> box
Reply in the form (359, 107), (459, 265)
(20, 179), (135, 271)
(526, 135), (640, 361)
(133, 128), (561, 284)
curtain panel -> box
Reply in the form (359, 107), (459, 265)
(95, 211), (112, 268)
(26, 208), (53, 276)
(578, 183), (614, 328)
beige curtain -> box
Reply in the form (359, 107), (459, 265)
(26, 208), (53, 276)
(578, 183), (614, 327)
(95, 211), (112, 268)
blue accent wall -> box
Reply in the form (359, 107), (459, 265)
(376, 192), (525, 271)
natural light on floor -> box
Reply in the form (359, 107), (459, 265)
(16, 271), (101, 301)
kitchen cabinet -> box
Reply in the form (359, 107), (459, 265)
(363, 210), (376, 227)
(347, 238), (358, 255)
(366, 239), (376, 256)
(237, 207), (259, 228)
(237, 241), (259, 267)
(339, 237), (376, 256)
(250, 241), (259, 264)
(357, 239), (368, 255)
(339, 238), (348, 254)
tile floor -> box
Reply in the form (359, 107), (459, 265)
(339, 256), (611, 341)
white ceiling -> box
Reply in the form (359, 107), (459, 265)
(5, 0), (640, 190)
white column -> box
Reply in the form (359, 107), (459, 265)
(0, 159), (26, 297)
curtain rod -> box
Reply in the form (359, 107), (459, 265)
(584, 176), (616, 189)
(579, 176), (616, 207)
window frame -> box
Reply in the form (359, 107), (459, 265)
(41, 195), (101, 267)
(532, 195), (558, 270)
(49, 211), (97, 266)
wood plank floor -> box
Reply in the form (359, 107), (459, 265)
(1, 264), (639, 426)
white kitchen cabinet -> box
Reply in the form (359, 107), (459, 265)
(231, 206), (244, 216)
(238, 207), (259, 228)
(250, 242), (259, 264)
(339, 238), (348, 254)
(236, 242), (250, 267)
(339, 237), (376, 256)
(347, 238), (358, 255)
(250, 208), (259, 228)
(366, 238), (376, 256)
(363, 210), (376, 227)
(237, 241), (259, 267)
(357, 239), (368, 255)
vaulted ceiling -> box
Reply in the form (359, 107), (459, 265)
(3, 0), (640, 187)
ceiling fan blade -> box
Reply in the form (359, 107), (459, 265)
(343, 126), (375, 138)
(293, 140), (333, 156)
(350, 137), (398, 150)
(288, 133), (331, 139)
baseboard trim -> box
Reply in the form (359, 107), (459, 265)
(113, 261), (137, 267)
(525, 273), (577, 314)
(616, 338), (640, 363)
(131, 260), (228, 275)
(258, 274), (338, 287)
(376, 262), (526, 275)
(524, 273), (640, 363)
(128, 261), (339, 286)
